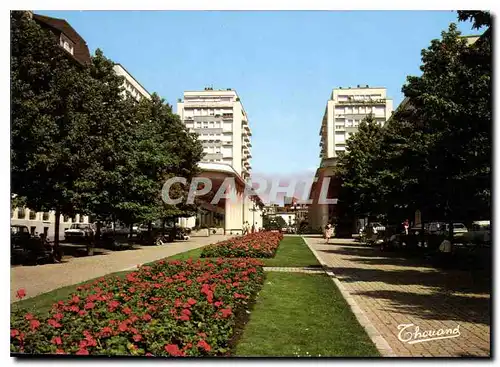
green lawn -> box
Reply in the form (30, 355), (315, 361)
(234, 272), (379, 357)
(260, 236), (319, 267)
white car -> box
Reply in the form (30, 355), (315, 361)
(452, 223), (468, 233)
(64, 223), (95, 242)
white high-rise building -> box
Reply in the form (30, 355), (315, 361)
(177, 88), (252, 180)
(309, 85), (393, 231)
(113, 63), (151, 102)
(319, 85), (393, 162)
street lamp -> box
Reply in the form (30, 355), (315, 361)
(249, 202), (258, 233)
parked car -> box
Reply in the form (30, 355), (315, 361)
(456, 220), (490, 247)
(363, 222), (387, 246)
(11, 225), (58, 264)
(452, 223), (468, 233)
(64, 223), (95, 242)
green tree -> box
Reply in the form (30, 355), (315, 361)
(11, 11), (97, 252)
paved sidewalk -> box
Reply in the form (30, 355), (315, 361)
(303, 236), (491, 357)
(11, 235), (230, 303)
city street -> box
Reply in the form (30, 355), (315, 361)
(304, 236), (491, 357)
(11, 235), (231, 303)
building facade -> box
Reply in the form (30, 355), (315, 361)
(319, 85), (393, 163)
(310, 85), (394, 231)
(176, 89), (261, 234)
(177, 88), (252, 180)
(113, 63), (151, 102)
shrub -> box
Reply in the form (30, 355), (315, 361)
(201, 232), (283, 258)
(11, 258), (264, 356)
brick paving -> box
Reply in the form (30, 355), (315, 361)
(11, 235), (232, 303)
(303, 236), (491, 358)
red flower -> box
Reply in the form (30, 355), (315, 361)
(214, 301), (223, 307)
(51, 336), (62, 345)
(24, 313), (34, 320)
(71, 295), (80, 304)
(142, 314), (152, 322)
(133, 334), (142, 342)
(56, 349), (65, 354)
(187, 298), (197, 305)
(198, 332), (207, 338)
(122, 307), (132, 315)
(78, 310), (87, 317)
(108, 300), (120, 309)
(165, 344), (184, 356)
(179, 315), (190, 321)
(16, 289), (26, 299)
(181, 309), (191, 316)
(29, 319), (41, 331)
(197, 339), (211, 352)
(220, 308), (232, 318)
(101, 326), (112, 335)
(145, 353), (153, 356)
(10, 329), (19, 338)
(53, 313), (64, 320)
(118, 322), (128, 332)
(76, 348), (89, 355)
(84, 302), (95, 310)
(69, 305), (80, 313)
(48, 319), (62, 328)
(177, 287), (184, 292)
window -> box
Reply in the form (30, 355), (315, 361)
(43, 212), (50, 221)
(64, 215), (70, 222)
(30, 226), (36, 235)
(18, 208), (26, 219)
(29, 211), (36, 220)
(79, 215), (84, 223)
(60, 34), (74, 55)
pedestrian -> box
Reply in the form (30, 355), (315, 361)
(324, 223), (333, 244)
(403, 219), (409, 235)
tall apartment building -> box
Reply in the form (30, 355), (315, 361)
(319, 85), (393, 163)
(310, 85), (393, 231)
(177, 88), (252, 180)
(113, 63), (151, 102)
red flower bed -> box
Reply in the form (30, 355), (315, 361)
(201, 231), (283, 258)
(10, 258), (264, 356)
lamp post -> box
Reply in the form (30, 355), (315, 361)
(250, 202), (258, 233)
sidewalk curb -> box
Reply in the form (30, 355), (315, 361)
(301, 236), (397, 357)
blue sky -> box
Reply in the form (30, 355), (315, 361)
(37, 10), (477, 176)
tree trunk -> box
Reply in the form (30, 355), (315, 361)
(147, 221), (152, 236)
(129, 223), (133, 239)
(54, 207), (61, 260)
(96, 220), (101, 243)
(86, 216), (95, 257)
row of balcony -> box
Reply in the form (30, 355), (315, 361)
(336, 98), (387, 105)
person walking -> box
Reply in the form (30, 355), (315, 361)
(324, 223), (333, 244)
(403, 219), (409, 235)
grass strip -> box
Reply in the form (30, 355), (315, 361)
(234, 272), (380, 357)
